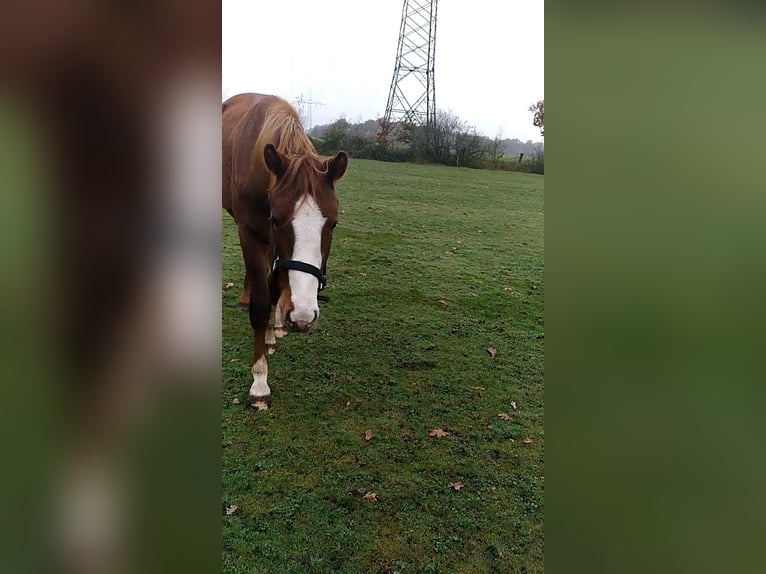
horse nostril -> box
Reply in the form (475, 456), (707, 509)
(294, 320), (312, 332)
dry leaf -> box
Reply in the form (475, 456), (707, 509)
(232, 397), (241, 405)
(438, 299), (447, 305)
(522, 437), (534, 444)
(486, 347), (497, 358)
(448, 482), (464, 491)
(429, 428), (450, 437)
(498, 413), (511, 421)
(364, 429), (373, 442)
(225, 505), (238, 515)
(362, 492), (378, 503)
(511, 401), (517, 411)
(346, 401), (351, 407)
(224, 282), (234, 289)
(472, 386), (486, 391)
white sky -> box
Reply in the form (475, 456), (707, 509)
(223, 0), (544, 142)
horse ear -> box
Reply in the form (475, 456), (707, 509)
(264, 144), (286, 177)
(326, 150), (349, 182)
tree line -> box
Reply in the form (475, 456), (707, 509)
(308, 106), (544, 175)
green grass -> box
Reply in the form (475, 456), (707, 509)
(222, 160), (544, 573)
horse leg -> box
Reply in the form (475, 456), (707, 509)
(265, 306), (276, 355)
(248, 281), (271, 409)
(272, 303), (289, 338)
(238, 224), (272, 409)
(238, 267), (250, 309)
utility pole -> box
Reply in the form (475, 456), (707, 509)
(384, 0), (438, 141)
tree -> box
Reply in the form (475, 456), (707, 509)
(490, 127), (505, 169)
(529, 100), (544, 137)
(454, 125), (486, 167)
(429, 109), (464, 164)
(322, 118), (350, 151)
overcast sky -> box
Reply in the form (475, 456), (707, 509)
(223, 0), (544, 142)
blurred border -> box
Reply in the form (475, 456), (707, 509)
(0, 1), (222, 572)
(548, 3), (766, 573)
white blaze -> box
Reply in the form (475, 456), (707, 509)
(289, 195), (325, 324)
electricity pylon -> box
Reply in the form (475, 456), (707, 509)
(383, 0), (438, 139)
(294, 93), (325, 131)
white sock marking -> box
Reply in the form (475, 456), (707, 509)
(249, 356), (270, 399)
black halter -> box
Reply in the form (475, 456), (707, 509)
(269, 214), (329, 301)
(272, 256), (327, 291)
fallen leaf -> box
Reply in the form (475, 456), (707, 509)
(225, 505), (238, 515)
(363, 492), (378, 503)
(346, 401), (351, 407)
(224, 282), (234, 289)
(511, 401), (518, 411)
(449, 482), (464, 491)
(232, 397), (241, 405)
(498, 413), (511, 421)
(522, 437), (534, 444)
(438, 299), (448, 305)
(487, 347), (497, 358)
(429, 428), (450, 437)
(364, 429), (373, 441)
(472, 386), (486, 391)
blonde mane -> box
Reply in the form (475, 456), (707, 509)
(255, 100), (328, 200)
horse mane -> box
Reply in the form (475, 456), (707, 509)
(257, 100), (328, 200)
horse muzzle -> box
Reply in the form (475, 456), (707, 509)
(285, 308), (318, 332)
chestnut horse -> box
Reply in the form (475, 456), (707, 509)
(222, 93), (348, 409)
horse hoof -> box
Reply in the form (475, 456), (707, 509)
(274, 327), (288, 338)
(266, 344), (276, 355)
(249, 396), (270, 410)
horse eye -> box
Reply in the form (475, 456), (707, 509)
(270, 216), (280, 227)
(331, 222), (337, 230)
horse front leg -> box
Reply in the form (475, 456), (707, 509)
(238, 266), (250, 309)
(265, 305), (279, 355)
(249, 325), (270, 409)
(248, 274), (271, 409)
(238, 224), (272, 409)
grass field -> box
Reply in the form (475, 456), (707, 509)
(222, 159), (544, 573)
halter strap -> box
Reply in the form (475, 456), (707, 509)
(272, 257), (327, 291)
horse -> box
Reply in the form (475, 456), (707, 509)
(222, 93), (348, 409)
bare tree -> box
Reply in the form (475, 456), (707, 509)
(455, 125), (486, 167)
(429, 110), (464, 164)
(491, 126), (505, 169)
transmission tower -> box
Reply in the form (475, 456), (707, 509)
(384, 0), (438, 137)
(294, 93), (325, 131)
